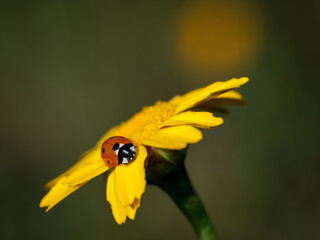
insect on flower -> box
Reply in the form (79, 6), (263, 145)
(40, 77), (249, 224)
(101, 136), (137, 168)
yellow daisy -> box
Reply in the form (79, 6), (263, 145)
(40, 77), (248, 224)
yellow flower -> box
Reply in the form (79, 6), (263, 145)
(40, 77), (248, 224)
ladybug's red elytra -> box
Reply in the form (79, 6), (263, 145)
(101, 136), (137, 168)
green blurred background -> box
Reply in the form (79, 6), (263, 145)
(1, 0), (319, 239)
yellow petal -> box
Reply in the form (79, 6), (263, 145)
(196, 90), (247, 109)
(106, 165), (143, 224)
(142, 125), (203, 149)
(170, 88), (202, 106)
(106, 170), (128, 224)
(173, 77), (249, 114)
(142, 136), (187, 149)
(63, 157), (109, 187)
(113, 145), (147, 206)
(216, 90), (244, 101)
(162, 111), (223, 128)
(46, 148), (99, 188)
(127, 198), (140, 220)
(40, 177), (86, 211)
(45, 126), (119, 189)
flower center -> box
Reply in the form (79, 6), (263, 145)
(115, 101), (176, 145)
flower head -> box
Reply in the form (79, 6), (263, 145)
(40, 77), (248, 224)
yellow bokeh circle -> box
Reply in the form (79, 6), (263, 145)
(177, 0), (264, 74)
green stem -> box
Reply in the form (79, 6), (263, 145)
(158, 161), (218, 240)
(146, 148), (218, 240)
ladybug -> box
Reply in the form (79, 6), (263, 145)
(101, 136), (137, 168)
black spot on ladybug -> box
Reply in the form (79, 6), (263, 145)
(107, 160), (110, 164)
(102, 148), (105, 153)
(113, 143), (119, 151)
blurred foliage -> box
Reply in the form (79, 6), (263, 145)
(0, 0), (319, 239)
